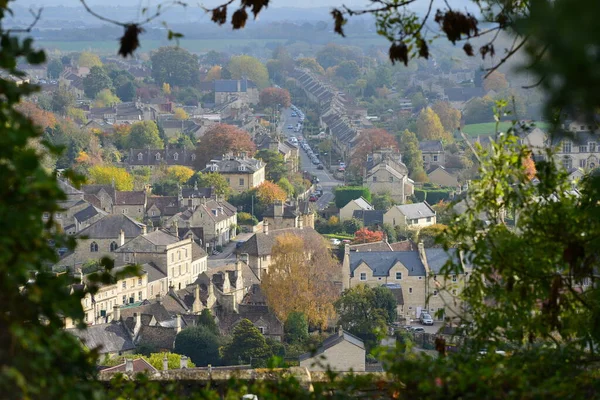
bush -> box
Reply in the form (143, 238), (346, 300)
(284, 312), (309, 344)
(414, 188), (452, 203)
(334, 186), (372, 208)
(417, 224), (448, 248)
(174, 325), (221, 366)
(342, 218), (363, 234)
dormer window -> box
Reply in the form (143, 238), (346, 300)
(191, 154), (196, 160)
(137, 153), (143, 161)
(238, 165), (246, 171)
(173, 153), (179, 161)
(155, 153), (161, 160)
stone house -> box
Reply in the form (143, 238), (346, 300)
(351, 210), (385, 228)
(427, 165), (459, 188)
(126, 147), (197, 171)
(73, 204), (108, 232)
(339, 197), (373, 222)
(262, 200), (314, 230)
(67, 321), (135, 358)
(383, 202), (436, 230)
(112, 191), (147, 220)
(419, 140), (445, 169)
(81, 184), (116, 213)
(88, 102), (153, 124)
(255, 134), (300, 173)
(202, 154), (265, 194)
(299, 328), (365, 372)
(364, 151), (414, 204)
(185, 199), (237, 248)
(145, 196), (180, 226)
(213, 79), (259, 106)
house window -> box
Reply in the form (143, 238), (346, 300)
(389, 176), (393, 182)
(418, 276), (422, 280)
(137, 153), (143, 160)
(171, 253), (174, 262)
(56, 213), (62, 219)
(155, 153), (161, 160)
(433, 155), (438, 162)
(110, 241), (118, 251)
(580, 145), (588, 153)
(239, 178), (245, 186)
(138, 278), (142, 286)
(562, 156), (573, 170)
(563, 140), (572, 153)
(590, 142), (597, 152)
(259, 327), (265, 334)
(122, 281), (126, 289)
(433, 290), (438, 296)
(138, 291), (142, 301)
(426, 217), (431, 222)
(90, 242), (98, 252)
(123, 209), (128, 214)
(372, 176), (377, 182)
(396, 272), (402, 280)
(178, 265), (181, 275)
(151, 211), (155, 216)
(178, 251), (181, 260)
(452, 275), (457, 282)
(43, 212), (50, 219)
(173, 153), (179, 161)
(409, 288), (413, 294)
(360, 272), (367, 281)
(122, 295), (126, 304)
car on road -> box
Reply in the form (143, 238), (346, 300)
(317, 164), (324, 170)
(287, 124), (294, 129)
(330, 238), (341, 246)
(312, 159), (319, 165)
(339, 162), (346, 168)
(420, 313), (434, 325)
(312, 176), (320, 184)
(291, 112), (297, 117)
(309, 195), (318, 202)
(410, 327), (426, 333)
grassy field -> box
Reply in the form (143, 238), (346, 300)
(462, 121), (549, 137)
(37, 38), (288, 54)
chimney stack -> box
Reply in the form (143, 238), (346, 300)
(192, 284), (202, 313)
(263, 220), (269, 235)
(142, 224), (147, 235)
(176, 314), (182, 334)
(156, 294), (162, 304)
(338, 325), (344, 337)
(162, 356), (169, 371)
(180, 355), (188, 369)
(125, 358), (134, 373)
(113, 305), (120, 322)
(119, 229), (125, 246)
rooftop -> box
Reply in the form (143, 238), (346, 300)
(349, 250), (426, 277)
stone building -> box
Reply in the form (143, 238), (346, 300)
(202, 154), (265, 194)
(363, 150), (414, 204)
(262, 200), (314, 230)
(299, 328), (365, 372)
(383, 202), (436, 230)
(419, 140), (445, 169)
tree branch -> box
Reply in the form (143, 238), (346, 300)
(7, 7), (43, 33)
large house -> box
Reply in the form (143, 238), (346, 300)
(299, 328), (365, 372)
(419, 140), (445, 169)
(126, 147), (197, 170)
(383, 202), (436, 230)
(202, 154), (265, 193)
(341, 244), (469, 320)
(339, 197), (373, 222)
(262, 200), (314, 230)
(364, 150), (414, 204)
(212, 79), (259, 105)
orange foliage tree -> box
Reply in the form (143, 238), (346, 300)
(353, 228), (384, 244)
(195, 123), (256, 167)
(259, 87), (291, 109)
(351, 128), (397, 166)
(16, 102), (56, 129)
(523, 152), (537, 180)
(254, 181), (287, 206)
(262, 234), (339, 328)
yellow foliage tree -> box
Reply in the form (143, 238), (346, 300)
(93, 89), (121, 108)
(173, 107), (189, 120)
(88, 165), (134, 190)
(205, 65), (222, 81)
(67, 107), (87, 124)
(262, 234), (339, 328)
(162, 83), (171, 95)
(78, 51), (102, 68)
(483, 71), (509, 92)
(166, 166), (194, 184)
(254, 181), (287, 205)
(431, 101), (461, 134)
(75, 151), (90, 164)
(416, 107), (453, 142)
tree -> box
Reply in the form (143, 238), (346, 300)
(432, 101), (461, 134)
(523, 152), (537, 180)
(142, 352), (196, 370)
(372, 191), (395, 211)
(416, 223), (448, 248)
(205, 65), (222, 81)
(342, 218), (363, 234)
(173, 107), (189, 120)
(116, 81), (136, 102)
(93, 88), (121, 108)
(334, 186), (372, 209)
(353, 228), (384, 244)
(174, 325), (221, 367)
(410, 91), (427, 111)
(372, 286), (398, 323)
(195, 124), (255, 168)
(277, 178), (294, 197)
(336, 60), (360, 80)
(83, 66), (112, 99)
(16, 102), (56, 129)
(201, 50), (229, 66)
(255, 149), (287, 182)
(255, 181), (287, 205)
(335, 285), (390, 349)
(297, 57), (325, 74)
(47, 58), (63, 79)
(220, 319), (273, 367)
(259, 87), (291, 109)
(416, 107), (452, 142)
(77, 51), (102, 68)
(227, 55), (269, 89)
(463, 96), (496, 124)
(198, 309), (219, 335)
(128, 121), (163, 149)
(67, 107), (87, 124)
(166, 166), (194, 184)
(151, 46), (199, 87)
(189, 172), (232, 198)
(162, 82), (171, 95)
(88, 165), (134, 190)
(316, 43), (357, 69)
(483, 70), (509, 92)
(262, 234), (338, 328)
(351, 128), (397, 166)
(284, 312), (309, 345)
(397, 129), (427, 182)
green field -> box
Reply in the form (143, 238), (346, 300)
(37, 38), (288, 54)
(462, 121), (549, 137)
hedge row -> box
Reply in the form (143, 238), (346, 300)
(414, 188), (453, 204)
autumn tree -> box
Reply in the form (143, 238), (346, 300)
(353, 227), (384, 244)
(484, 70), (509, 92)
(523, 152), (537, 180)
(255, 181), (287, 205)
(194, 123), (255, 168)
(77, 51), (102, 68)
(166, 166), (194, 184)
(111, 124), (132, 149)
(416, 107), (453, 142)
(205, 65), (222, 81)
(88, 165), (134, 190)
(173, 107), (189, 120)
(351, 128), (397, 166)
(128, 121), (163, 149)
(432, 101), (461, 134)
(397, 129), (427, 182)
(93, 88), (121, 108)
(16, 102), (56, 129)
(262, 234), (339, 328)
(297, 57), (325, 74)
(228, 55), (269, 89)
(189, 172), (232, 198)
(259, 87), (291, 109)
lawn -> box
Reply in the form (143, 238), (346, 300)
(323, 233), (354, 241)
(462, 121), (549, 137)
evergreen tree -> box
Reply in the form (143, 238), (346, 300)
(220, 319), (273, 367)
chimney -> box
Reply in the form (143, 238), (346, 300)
(113, 305), (120, 322)
(274, 200), (284, 218)
(134, 312), (142, 334)
(125, 358), (134, 373)
(180, 355), (188, 369)
(176, 314), (182, 334)
(142, 224), (147, 235)
(192, 284), (203, 313)
(338, 325), (344, 337)
(119, 229), (125, 246)
(206, 278), (216, 309)
(263, 220), (269, 235)
(222, 272), (231, 294)
(237, 79), (241, 92)
(156, 294), (162, 304)
(297, 216), (303, 229)
(162, 355), (169, 371)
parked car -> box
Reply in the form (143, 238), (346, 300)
(309, 195), (318, 202)
(411, 327), (426, 333)
(330, 238), (341, 246)
(317, 164), (324, 170)
(291, 112), (297, 117)
(312, 159), (319, 165)
(420, 313), (434, 325)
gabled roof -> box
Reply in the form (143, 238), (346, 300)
(263, 203), (299, 218)
(391, 202), (436, 219)
(76, 214), (145, 239)
(57, 179), (83, 196)
(181, 187), (213, 199)
(73, 204), (106, 223)
(202, 156), (264, 174)
(115, 191), (145, 205)
(146, 196), (179, 213)
(424, 248), (463, 274)
(349, 241), (393, 252)
(299, 330), (364, 362)
(352, 210), (384, 226)
(68, 322), (134, 354)
(195, 199), (237, 223)
(419, 140), (444, 152)
(235, 227), (324, 257)
(345, 197), (373, 211)
(115, 229), (180, 253)
(141, 262), (167, 283)
(349, 250), (425, 276)
(100, 358), (158, 373)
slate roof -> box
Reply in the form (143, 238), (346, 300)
(57, 179), (84, 197)
(349, 251), (426, 277)
(263, 203), (299, 218)
(241, 284), (267, 305)
(68, 322), (134, 354)
(127, 148), (196, 167)
(195, 199), (237, 223)
(76, 214), (145, 239)
(346, 197), (372, 211)
(202, 156), (264, 174)
(349, 241), (393, 252)
(146, 196), (179, 214)
(137, 325), (176, 351)
(236, 227), (325, 257)
(419, 140), (444, 152)
(115, 191), (145, 205)
(115, 229), (179, 253)
(73, 204), (106, 224)
(392, 202), (436, 219)
(299, 330), (364, 362)
(424, 248), (462, 274)
(120, 301), (173, 325)
(141, 262), (167, 283)
(213, 79), (256, 93)
(191, 241), (208, 259)
(100, 358), (157, 373)
(389, 240), (416, 251)
(178, 227), (205, 243)
(218, 304), (283, 338)
(352, 210), (384, 226)
(182, 187), (213, 199)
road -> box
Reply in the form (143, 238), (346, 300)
(279, 107), (340, 210)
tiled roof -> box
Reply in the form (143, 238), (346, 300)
(127, 148), (196, 167)
(115, 229), (179, 252)
(218, 304), (283, 337)
(424, 248), (462, 274)
(444, 87), (485, 102)
(349, 241), (393, 252)
(115, 191), (145, 205)
(147, 196), (179, 214)
(68, 322), (134, 354)
(299, 330), (364, 361)
(214, 79), (256, 93)
(348, 197), (373, 211)
(419, 140), (444, 152)
(181, 187), (213, 199)
(202, 156), (263, 174)
(389, 240), (415, 251)
(57, 179), (83, 196)
(236, 227), (325, 257)
(137, 325), (176, 351)
(76, 214), (145, 239)
(191, 241), (208, 260)
(262, 203), (299, 218)
(196, 199), (237, 223)
(392, 202), (436, 219)
(349, 250), (425, 277)
(141, 262), (167, 283)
